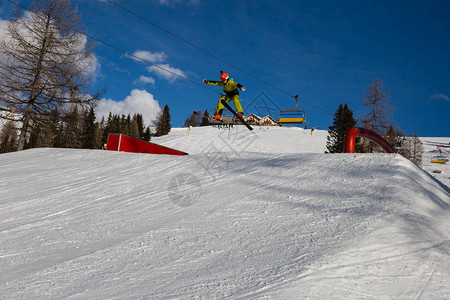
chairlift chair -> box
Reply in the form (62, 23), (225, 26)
(431, 155), (448, 164)
(276, 95), (306, 125)
(431, 147), (449, 164)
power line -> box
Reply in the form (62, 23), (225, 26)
(104, 0), (296, 98)
(7, 0), (333, 117)
(104, 0), (333, 116)
(80, 32), (223, 96)
(6, 0), (223, 98)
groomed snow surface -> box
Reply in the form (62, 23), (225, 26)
(1, 126), (449, 299)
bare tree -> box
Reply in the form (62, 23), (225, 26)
(0, 0), (103, 150)
(361, 78), (393, 152)
(395, 134), (423, 166)
(408, 134), (423, 167)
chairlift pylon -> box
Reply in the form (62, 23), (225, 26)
(276, 95), (306, 125)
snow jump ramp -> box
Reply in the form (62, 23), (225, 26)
(106, 133), (188, 156)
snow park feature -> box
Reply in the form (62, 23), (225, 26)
(106, 133), (188, 156)
(344, 127), (397, 153)
(0, 126), (449, 299)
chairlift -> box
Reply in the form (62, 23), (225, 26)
(431, 155), (448, 164)
(431, 147), (449, 164)
(276, 95), (306, 126)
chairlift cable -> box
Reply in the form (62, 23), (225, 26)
(104, 0), (297, 98)
(6, 0), (223, 98)
(104, 0), (334, 116)
(8, 0), (334, 117)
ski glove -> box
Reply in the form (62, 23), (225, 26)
(202, 79), (209, 84)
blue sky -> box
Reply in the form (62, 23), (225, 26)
(1, 0), (449, 136)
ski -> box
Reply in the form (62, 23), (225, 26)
(220, 99), (253, 131)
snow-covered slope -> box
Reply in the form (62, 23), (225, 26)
(1, 126), (449, 299)
(153, 126), (328, 154)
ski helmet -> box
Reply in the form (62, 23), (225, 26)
(220, 71), (229, 82)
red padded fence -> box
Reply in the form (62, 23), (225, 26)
(106, 134), (188, 156)
(344, 127), (397, 154)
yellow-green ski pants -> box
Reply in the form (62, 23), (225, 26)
(215, 95), (243, 115)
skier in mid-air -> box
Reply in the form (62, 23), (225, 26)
(202, 71), (246, 121)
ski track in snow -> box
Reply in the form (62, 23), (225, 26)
(0, 126), (449, 299)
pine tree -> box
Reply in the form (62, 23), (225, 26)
(24, 124), (41, 149)
(143, 127), (152, 141)
(7, 129), (18, 153)
(326, 103), (358, 153)
(200, 110), (210, 126)
(135, 114), (145, 138)
(82, 106), (97, 149)
(384, 125), (399, 147)
(95, 119), (104, 149)
(63, 105), (83, 148)
(130, 114), (140, 139)
(100, 112), (151, 144)
(49, 108), (63, 148)
(101, 113), (113, 146)
(0, 120), (17, 153)
(120, 114), (127, 135)
(156, 105), (171, 136)
(125, 114), (132, 136)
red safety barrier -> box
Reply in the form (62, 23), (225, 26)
(107, 134), (188, 156)
(344, 127), (397, 153)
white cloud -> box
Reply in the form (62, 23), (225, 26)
(135, 75), (156, 85)
(128, 49), (187, 83)
(130, 50), (167, 63)
(429, 94), (449, 102)
(0, 14), (99, 77)
(146, 64), (186, 82)
(76, 34), (100, 76)
(96, 89), (161, 125)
